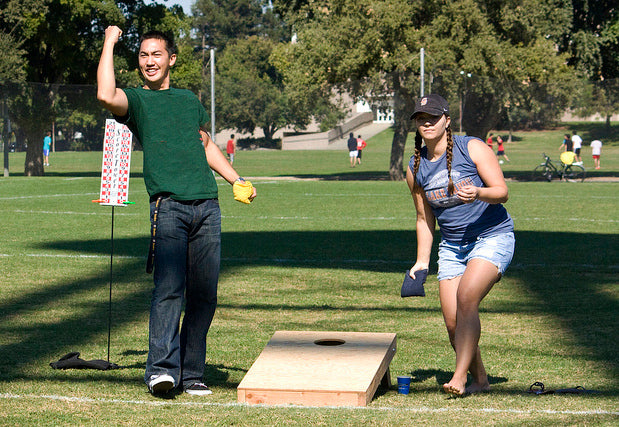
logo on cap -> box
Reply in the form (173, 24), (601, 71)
(420, 97), (428, 106)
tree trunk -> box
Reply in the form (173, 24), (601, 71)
(389, 121), (408, 181)
(462, 91), (501, 141)
(262, 125), (276, 141)
(388, 74), (414, 181)
(11, 83), (54, 176)
(24, 128), (44, 176)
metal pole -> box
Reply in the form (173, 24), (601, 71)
(210, 48), (216, 143)
(459, 71), (464, 134)
(420, 48), (425, 97)
(199, 32), (206, 102)
(107, 206), (114, 362)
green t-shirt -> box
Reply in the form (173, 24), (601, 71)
(117, 87), (218, 200)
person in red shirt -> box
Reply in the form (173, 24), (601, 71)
(226, 134), (236, 165)
(486, 133), (494, 150)
(356, 135), (367, 165)
(496, 136), (510, 162)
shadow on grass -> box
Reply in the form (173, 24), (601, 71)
(280, 171), (392, 181)
(504, 170), (619, 182)
(205, 363), (244, 390)
(276, 169), (618, 182)
(8, 164), (617, 182)
(402, 369), (618, 397)
(0, 229), (616, 394)
(409, 368), (508, 387)
(0, 258), (151, 383)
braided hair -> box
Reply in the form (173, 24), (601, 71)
(411, 130), (423, 190)
(412, 117), (455, 195)
(445, 124), (455, 195)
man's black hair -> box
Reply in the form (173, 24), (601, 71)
(140, 30), (176, 56)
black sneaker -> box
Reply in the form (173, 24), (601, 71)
(148, 374), (175, 394)
(184, 382), (213, 396)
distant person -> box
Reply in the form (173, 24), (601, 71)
(356, 135), (367, 165)
(559, 133), (573, 152)
(496, 136), (509, 163)
(43, 131), (52, 166)
(590, 139), (602, 169)
(407, 94), (514, 397)
(571, 131), (583, 163)
(347, 132), (358, 167)
(226, 134), (236, 165)
(486, 133), (494, 149)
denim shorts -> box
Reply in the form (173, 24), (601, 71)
(437, 232), (515, 281)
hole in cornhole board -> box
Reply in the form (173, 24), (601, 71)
(237, 331), (397, 407)
(314, 339), (345, 346)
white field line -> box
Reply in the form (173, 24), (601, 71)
(221, 215), (403, 221)
(306, 193), (618, 200)
(11, 209), (140, 216)
(0, 393), (617, 416)
(23, 253), (142, 259)
(510, 194), (618, 200)
(302, 193), (401, 197)
(0, 193), (99, 201)
(512, 217), (618, 223)
(223, 215), (617, 223)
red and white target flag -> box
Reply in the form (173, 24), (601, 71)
(96, 119), (133, 206)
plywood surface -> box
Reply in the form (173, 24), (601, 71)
(237, 330), (397, 406)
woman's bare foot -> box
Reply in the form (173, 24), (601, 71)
(443, 382), (466, 396)
(465, 381), (490, 394)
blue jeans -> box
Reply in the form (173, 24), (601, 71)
(144, 197), (221, 389)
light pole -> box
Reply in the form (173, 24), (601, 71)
(420, 48), (425, 97)
(459, 71), (471, 134)
(209, 47), (215, 143)
(195, 42), (216, 143)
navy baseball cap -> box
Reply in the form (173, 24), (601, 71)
(411, 94), (449, 119)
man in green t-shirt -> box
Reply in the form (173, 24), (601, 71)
(97, 26), (256, 396)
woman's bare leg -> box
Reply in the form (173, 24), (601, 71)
(439, 277), (488, 394)
(440, 259), (500, 395)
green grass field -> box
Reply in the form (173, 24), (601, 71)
(0, 125), (617, 425)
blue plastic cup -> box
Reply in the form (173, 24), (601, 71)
(397, 376), (412, 394)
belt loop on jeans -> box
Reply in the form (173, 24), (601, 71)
(146, 196), (163, 274)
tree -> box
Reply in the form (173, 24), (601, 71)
(560, 1), (619, 129)
(0, 0), (49, 83)
(572, 79), (619, 131)
(560, 0), (619, 80)
(274, 0), (578, 180)
(217, 36), (297, 141)
(192, 0), (289, 51)
(4, 0), (127, 174)
(190, 0), (292, 129)
(1, 0), (193, 175)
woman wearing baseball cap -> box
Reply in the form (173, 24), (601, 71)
(406, 94), (515, 396)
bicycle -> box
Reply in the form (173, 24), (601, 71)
(531, 153), (586, 182)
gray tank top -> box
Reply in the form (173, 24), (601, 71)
(409, 135), (514, 243)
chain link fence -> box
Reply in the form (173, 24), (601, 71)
(1, 77), (617, 157)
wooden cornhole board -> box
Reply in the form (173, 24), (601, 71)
(237, 331), (397, 407)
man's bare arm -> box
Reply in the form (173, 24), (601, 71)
(97, 26), (129, 116)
